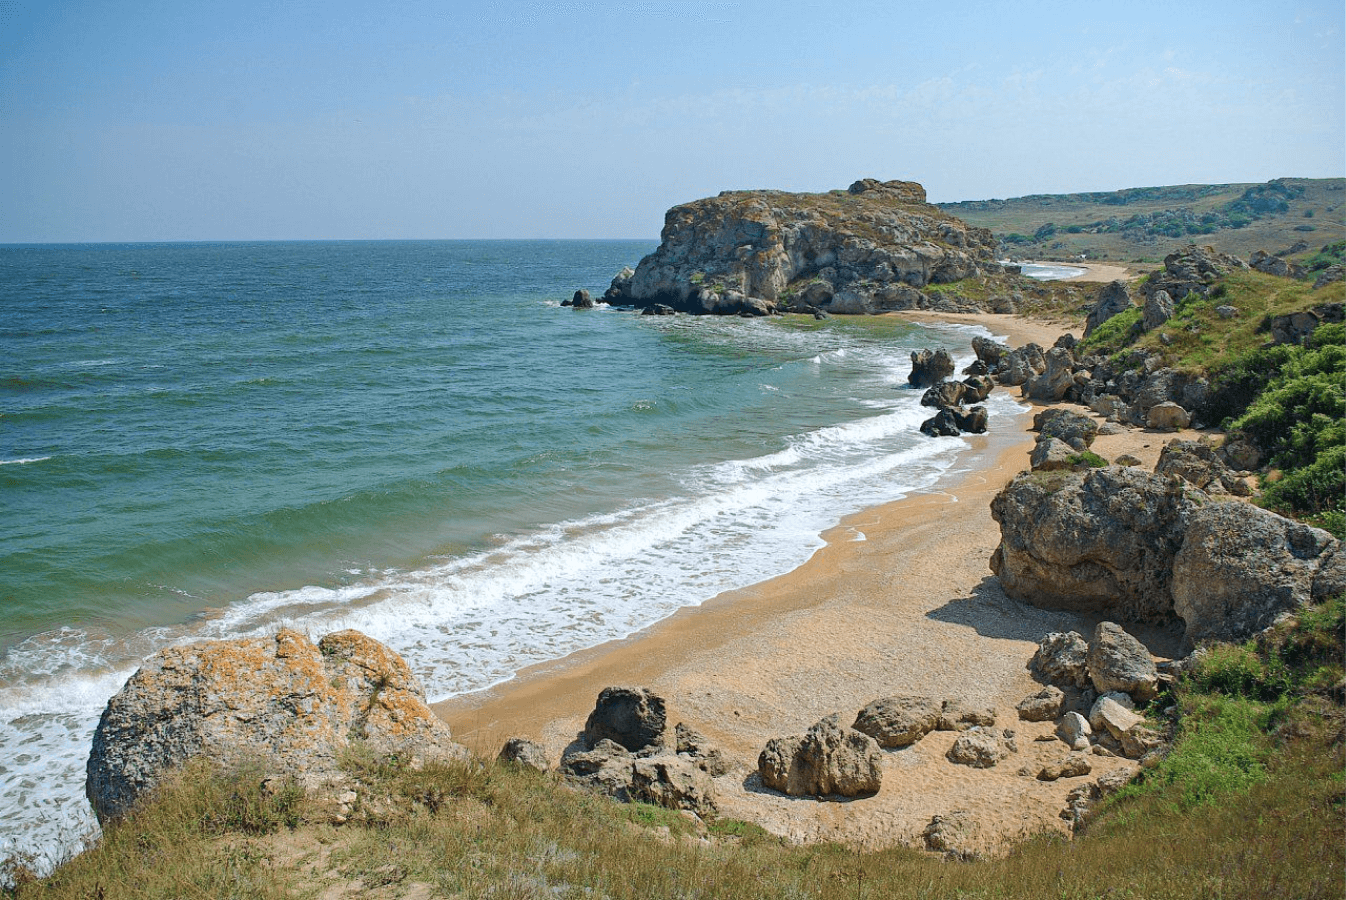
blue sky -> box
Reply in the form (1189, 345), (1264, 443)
(1, 0), (1342, 241)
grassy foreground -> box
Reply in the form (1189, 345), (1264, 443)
(7, 598), (1342, 900)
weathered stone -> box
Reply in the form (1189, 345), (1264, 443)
(1250, 250), (1304, 279)
(87, 629), (465, 824)
(498, 738), (550, 772)
(1142, 290), (1175, 331)
(1089, 695), (1142, 740)
(641, 303), (676, 316)
(758, 717), (883, 797)
(953, 405), (989, 434)
(560, 739), (635, 800)
(674, 723), (731, 777)
(996, 343), (1046, 386)
(1022, 346), (1078, 401)
(1016, 686), (1066, 722)
(1313, 266), (1344, 290)
(1030, 632), (1092, 689)
(1084, 281), (1135, 337)
(1056, 712), (1092, 751)
(1038, 754), (1092, 781)
(991, 467), (1201, 623)
(1087, 622), (1159, 702)
(1172, 502), (1341, 648)
(603, 267), (635, 303)
(920, 380), (967, 408)
(923, 810), (977, 857)
(1146, 401), (1190, 431)
(1095, 767), (1136, 797)
(961, 374), (995, 403)
(1030, 437), (1078, 472)
(1215, 305), (1238, 319)
(1143, 245), (1248, 302)
(1119, 726), (1166, 761)
(572, 289), (596, 309)
(1156, 439), (1252, 496)
(972, 336), (1010, 371)
(852, 695), (942, 748)
(937, 699), (997, 731)
(630, 755), (716, 815)
(1037, 410), (1098, 451)
(607, 180), (1000, 315)
(919, 407), (961, 438)
(583, 687), (666, 752)
(1219, 436), (1262, 472)
(946, 727), (1016, 768)
(909, 348), (956, 388)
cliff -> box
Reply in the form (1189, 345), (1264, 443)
(605, 179), (1003, 315)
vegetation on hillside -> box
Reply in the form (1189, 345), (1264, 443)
(939, 177), (1346, 264)
(8, 596), (1341, 900)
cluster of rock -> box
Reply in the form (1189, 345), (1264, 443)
(545, 687), (728, 816)
(86, 629), (466, 823)
(599, 179), (1003, 316)
(992, 456), (1345, 649)
(754, 695), (1007, 800)
(908, 348), (993, 437)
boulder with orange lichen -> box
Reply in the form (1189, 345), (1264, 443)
(86, 628), (464, 823)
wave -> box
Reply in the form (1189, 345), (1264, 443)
(0, 456), (52, 466)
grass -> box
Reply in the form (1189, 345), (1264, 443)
(10, 597), (1344, 899)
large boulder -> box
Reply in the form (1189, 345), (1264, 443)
(946, 727), (1016, 768)
(995, 343), (1046, 386)
(909, 348), (956, 388)
(1031, 632), (1092, 689)
(1142, 290), (1175, 332)
(758, 716), (883, 797)
(852, 695), (942, 748)
(1143, 245), (1248, 302)
(86, 629), (464, 824)
(1086, 622), (1159, 702)
(1036, 410), (1098, 451)
(583, 687), (667, 751)
(1146, 401), (1191, 431)
(1172, 503), (1342, 647)
(990, 467), (1202, 623)
(1155, 440), (1251, 496)
(630, 756), (717, 815)
(1022, 346), (1078, 402)
(1084, 281), (1135, 337)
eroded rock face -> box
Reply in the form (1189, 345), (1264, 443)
(1084, 281), (1134, 337)
(1016, 686), (1066, 722)
(1086, 623), (1159, 702)
(606, 180), (1001, 315)
(1143, 245), (1248, 302)
(583, 686), (666, 751)
(499, 738), (550, 772)
(1155, 440), (1251, 496)
(909, 348), (956, 388)
(86, 629), (464, 824)
(990, 467), (1201, 623)
(852, 695), (942, 748)
(759, 716), (883, 797)
(946, 727), (1016, 768)
(1031, 632), (1092, 689)
(1172, 503), (1341, 648)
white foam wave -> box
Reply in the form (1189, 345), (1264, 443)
(0, 457), (52, 466)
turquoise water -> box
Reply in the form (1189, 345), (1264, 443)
(0, 240), (1021, 866)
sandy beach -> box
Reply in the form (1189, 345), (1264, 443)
(436, 311), (1190, 853)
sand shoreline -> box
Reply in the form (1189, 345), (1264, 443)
(435, 311), (1187, 852)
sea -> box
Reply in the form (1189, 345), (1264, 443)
(0, 240), (1030, 868)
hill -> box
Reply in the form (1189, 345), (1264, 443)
(939, 178), (1346, 265)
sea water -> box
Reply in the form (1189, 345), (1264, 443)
(0, 240), (1024, 867)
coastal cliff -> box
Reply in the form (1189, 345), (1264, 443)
(604, 179), (1003, 315)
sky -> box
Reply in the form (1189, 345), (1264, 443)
(1, 0), (1342, 242)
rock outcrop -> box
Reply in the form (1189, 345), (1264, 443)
(86, 629), (464, 824)
(583, 686), (666, 751)
(1172, 502), (1342, 647)
(758, 716), (883, 797)
(1084, 281), (1135, 337)
(1141, 245), (1249, 302)
(603, 179), (1001, 315)
(852, 695), (942, 748)
(990, 467), (1198, 623)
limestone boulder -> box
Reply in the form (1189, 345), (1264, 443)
(674, 723), (731, 777)
(1056, 712), (1092, 751)
(1146, 401), (1190, 431)
(852, 695), (942, 748)
(990, 467), (1201, 623)
(1036, 410), (1098, 451)
(1086, 622), (1159, 701)
(962, 374), (995, 403)
(909, 348), (956, 388)
(1016, 686), (1066, 722)
(972, 336), (1010, 372)
(1142, 290), (1175, 331)
(1038, 755), (1092, 781)
(1030, 437), (1078, 472)
(1143, 245), (1248, 302)
(560, 739), (636, 801)
(920, 380), (967, 409)
(571, 289), (596, 309)
(995, 343), (1046, 386)
(1031, 632), (1092, 689)
(86, 629), (464, 824)
(1172, 503), (1342, 648)
(923, 810), (977, 857)
(1089, 695), (1142, 740)
(498, 738), (550, 772)
(919, 407), (961, 438)
(1155, 440), (1252, 496)
(1022, 346), (1078, 402)
(758, 716), (883, 797)
(946, 727), (1016, 768)
(630, 756), (716, 815)
(936, 699), (996, 732)
(583, 686), (666, 751)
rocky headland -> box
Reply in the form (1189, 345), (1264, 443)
(600, 179), (1003, 316)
